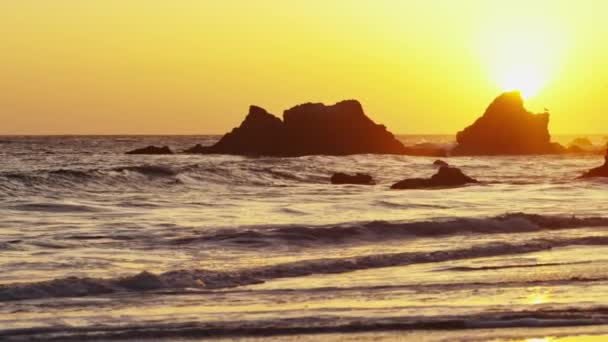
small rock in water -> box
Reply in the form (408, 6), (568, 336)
(330, 172), (375, 185)
(391, 166), (478, 189)
(126, 145), (173, 155)
(581, 148), (608, 178)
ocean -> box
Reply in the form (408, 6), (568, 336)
(1, 135), (608, 341)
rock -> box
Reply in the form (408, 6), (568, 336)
(282, 100), (405, 155)
(433, 159), (450, 167)
(183, 144), (212, 154)
(452, 92), (558, 155)
(126, 146), (173, 155)
(185, 100), (406, 156)
(391, 166), (478, 189)
(209, 105), (287, 155)
(570, 137), (593, 149)
(581, 148), (608, 178)
(330, 172), (375, 185)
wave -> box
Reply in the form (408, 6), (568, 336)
(2, 307), (608, 341)
(3, 235), (608, 302)
(0, 162), (326, 193)
(170, 213), (608, 247)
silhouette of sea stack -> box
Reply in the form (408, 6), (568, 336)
(330, 172), (375, 185)
(206, 105), (287, 155)
(581, 148), (608, 178)
(186, 100), (406, 156)
(126, 146), (173, 155)
(453, 92), (561, 155)
(391, 166), (478, 189)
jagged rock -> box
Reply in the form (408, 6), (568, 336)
(126, 146), (173, 155)
(185, 100), (405, 156)
(330, 173), (375, 185)
(433, 159), (450, 167)
(581, 148), (608, 178)
(391, 166), (478, 189)
(282, 100), (405, 155)
(453, 92), (558, 155)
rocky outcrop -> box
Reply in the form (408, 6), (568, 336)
(183, 144), (212, 154)
(391, 166), (478, 189)
(330, 173), (375, 185)
(453, 92), (559, 155)
(433, 159), (449, 167)
(185, 100), (406, 156)
(282, 100), (405, 155)
(208, 106), (287, 155)
(126, 146), (173, 155)
(581, 148), (608, 178)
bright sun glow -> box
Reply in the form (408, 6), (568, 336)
(479, 19), (566, 99)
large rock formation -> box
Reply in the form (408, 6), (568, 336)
(581, 148), (608, 178)
(391, 166), (478, 189)
(186, 100), (406, 156)
(207, 105), (287, 155)
(452, 92), (561, 155)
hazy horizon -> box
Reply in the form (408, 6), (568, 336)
(1, 0), (607, 135)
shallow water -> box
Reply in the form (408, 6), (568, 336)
(1, 135), (607, 341)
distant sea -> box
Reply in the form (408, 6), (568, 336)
(1, 135), (608, 341)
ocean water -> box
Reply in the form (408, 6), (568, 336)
(1, 135), (608, 341)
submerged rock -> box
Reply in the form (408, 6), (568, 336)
(453, 92), (558, 155)
(126, 146), (173, 155)
(330, 173), (375, 185)
(185, 100), (405, 156)
(581, 148), (608, 178)
(391, 166), (478, 189)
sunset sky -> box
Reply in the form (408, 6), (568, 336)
(0, 0), (606, 135)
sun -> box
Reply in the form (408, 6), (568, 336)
(498, 63), (545, 99)
(478, 19), (566, 99)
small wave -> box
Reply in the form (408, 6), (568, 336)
(170, 213), (608, 247)
(112, 165), (178, 177)
(3, 235), (608, 302)
(9, 203), (102, 213)
(1, 307), (607, 341)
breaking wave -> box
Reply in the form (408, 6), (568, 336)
(169, 213), (608, 247)
(3, 234), (608, 302)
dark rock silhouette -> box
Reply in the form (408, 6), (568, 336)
(282, 100), (405, 155)
(433, 159), (450, 167)
(183, 144), (212, 154)
(581, 148), (608, 178)
(391, 166), (478, 189)
(185, 100), (406, 156)
(209, 105), (287, 155)
(452, 92), (559, 155)
(330, 173), (375, 185)
(126, 146), (173, 155)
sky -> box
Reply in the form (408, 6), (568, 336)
(0, 0), (607, 135)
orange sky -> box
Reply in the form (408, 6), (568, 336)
(0, 1), (606, 135)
